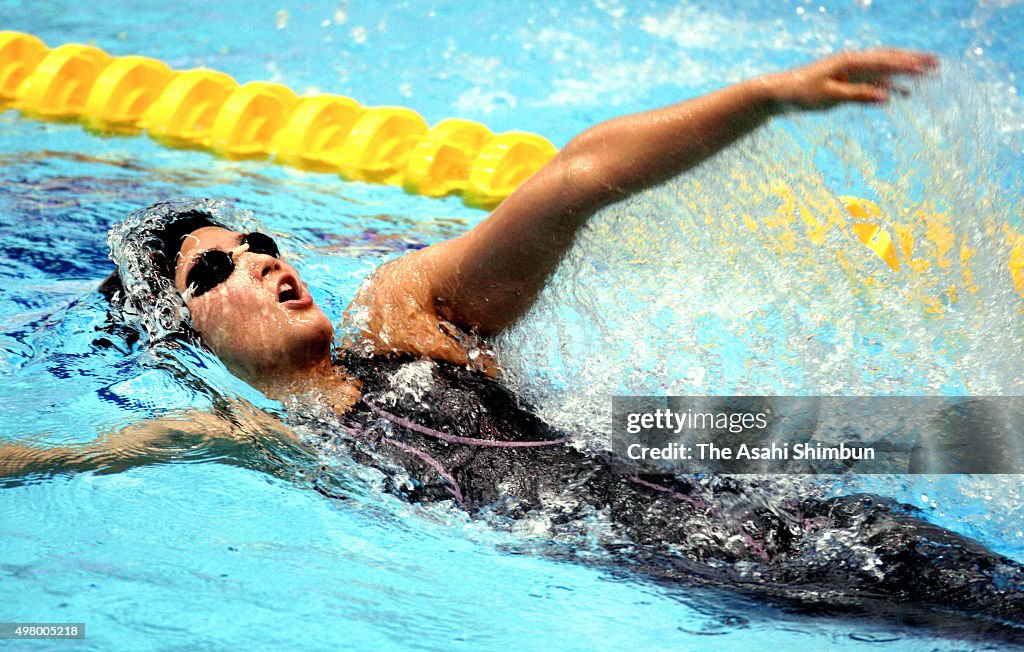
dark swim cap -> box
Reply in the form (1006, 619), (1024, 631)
(105, 198), (260, 342)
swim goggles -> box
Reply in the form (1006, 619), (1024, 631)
(184, 232), (280, 298)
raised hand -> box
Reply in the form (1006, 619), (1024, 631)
(766, 49), (938, 110)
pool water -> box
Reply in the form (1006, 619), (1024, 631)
(2, 1), (1024, 649)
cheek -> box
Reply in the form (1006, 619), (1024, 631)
(187, 282), (279, 345)
(185, 280), (334, 367)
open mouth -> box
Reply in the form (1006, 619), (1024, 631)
(276, 274), (311, 307)
(278, 281), (299, 303)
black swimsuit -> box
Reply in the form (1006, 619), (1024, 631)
(328, 352), (1024, 639)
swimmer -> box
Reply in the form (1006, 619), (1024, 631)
(7, 49), (1024, 640)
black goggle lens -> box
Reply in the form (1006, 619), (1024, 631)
(184, 232), (280, 298)
(185, 250), (233, 298)
(242, 231), (279, 258)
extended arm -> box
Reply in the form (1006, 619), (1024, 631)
(350, 50), (936, 366)
(0, 408), (299, 482)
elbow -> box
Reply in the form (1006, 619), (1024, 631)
(555, 134), (631, 210)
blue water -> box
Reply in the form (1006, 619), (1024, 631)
(2, 1), (1024, 650)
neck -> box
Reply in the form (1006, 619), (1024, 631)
(242, 356), (361, 414)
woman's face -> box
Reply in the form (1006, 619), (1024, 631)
(173, 226), (334, 379)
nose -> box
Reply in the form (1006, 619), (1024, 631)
(241, 251), (281, 280)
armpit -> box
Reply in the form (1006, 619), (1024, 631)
(340, 253), (499, 376)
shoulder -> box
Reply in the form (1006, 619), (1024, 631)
(340, 252), (499, 376)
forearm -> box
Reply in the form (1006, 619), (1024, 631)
(0, 410), (299, 481)
(0, 440), (169, 481)
(559, 76), (780, 212)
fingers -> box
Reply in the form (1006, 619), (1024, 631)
(825, 79), (888, 104)
(818, 49), (937, 105)
(829, 49), (938, 77)
(866, 76), (908, 96)
(778, 48), (936, 110)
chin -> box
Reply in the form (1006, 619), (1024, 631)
(283, 321), (335, 368)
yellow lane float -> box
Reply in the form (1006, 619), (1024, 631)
(0, 30), (557, 209)
(273, 95), (364, 171)
(404, 118), (492, 197)
(16, 43), (112, 118)
(0, 31), (46, 101)
(84, 55), (174, 132)
(210, 81), (298, 159)
(141, 69), (239, 147)
(465, 132), (558, 210)
(337, 106), (428, 184)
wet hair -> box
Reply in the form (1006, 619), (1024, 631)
(100, 211), (219, 298)
(102, 198), (261, 345)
